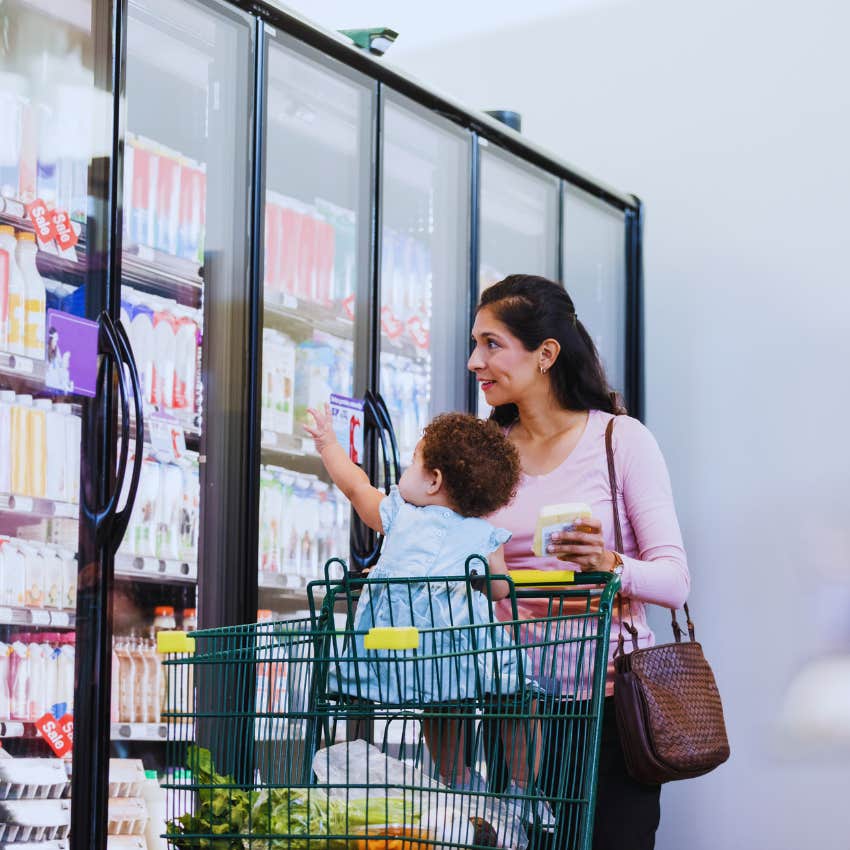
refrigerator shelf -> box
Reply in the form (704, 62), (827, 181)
(380, 332), (431, 365)
(0, 352), (48, 387)
(121, 247), (204, 310)
(0, 494), (79, 521)
(257, 573), (327, 602)
(114, 553), (197, 584)
(0, 605), (75, 629)
(264, 294), (355, 341)
(110, 722), (193, 742)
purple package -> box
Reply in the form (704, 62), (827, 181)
(45, 309), (98, 397)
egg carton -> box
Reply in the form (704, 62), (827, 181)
(109, 759), (146, 798)
(0, 799), (71, 843)
(107, 836), (148, 850)
(107, 797), (149, 836)
(0, 758), (70, 801)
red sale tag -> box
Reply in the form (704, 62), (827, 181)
(51, 210), (79, 251)
(27, 199), (57, 245)
(35, 712), (73, 757)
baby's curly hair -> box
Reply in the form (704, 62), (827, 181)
(419, 413), (521, 518)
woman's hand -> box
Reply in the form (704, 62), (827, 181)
(303, 404), (338, 454)
(544, 517), (616, 572)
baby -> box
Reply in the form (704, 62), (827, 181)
(305, 407), (554, 827)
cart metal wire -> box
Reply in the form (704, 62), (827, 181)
(160, 558), (619, 850)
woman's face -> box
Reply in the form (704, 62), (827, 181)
(468, 305), (539, 407)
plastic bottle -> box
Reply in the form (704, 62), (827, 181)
(45, 548), (63, 609)
(27, 636), (47, 719)
(61, 549), (77, 610)
(152, 305), (178, 410)
(0, 390), (14, 493)
(0, 226), (25, 354)
(23, 543), (45, 608)
(0, 239), (9, 351)
(141, 770), (168, 850)
(151, 605), (176, 636)
(131, 637), (148, 725)
(115, 636), (136, 723)
(30, 398), (50, 499)
(143, 638), (161, 723)
(10, 393), (31, 495)
(16, 232), (45, 360)
(56, 633), (74, 716)
(5, 541), (26, 606)
(110, 636), (120, 722)
(9, 638), (29, 720)
(43, 401), (67, 502)
(182, 609), (197, 632)
(0, 641), (10, 719)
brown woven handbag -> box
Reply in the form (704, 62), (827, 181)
(605, 417), (730, 785)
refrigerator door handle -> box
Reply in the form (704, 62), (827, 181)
(373, 392), (401, 486)
(95, 311), (131, 533)
(110, 317), (145, 549)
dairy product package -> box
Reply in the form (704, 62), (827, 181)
(279, 203), (303, 298)
(128, 136), (156, 247)
(0, 641), (10, 719)
(313, 216), (335, 306)
(179, 458), (200, 561)
(293, 339), (333, 427)
(128, 302), (155, 408)
(264, 198), (282, 295)
(45, 549), (63, 608)
(4, 542), (26, 606)
(0, 246), (9, 350)
(153, 148), (181, 255)
(62, 550), (77, 610)
(177, 158), (206, 264)
(24, 544), (45, 607)
(152, 306), (178, 410)
(532, 502), (594, 558)
(156, 463), (182, 560)
(65, 409), (82, 504)
(9, 640), (29, 720)
(0, 391), (12, 492)
(173, 311), (199, 414)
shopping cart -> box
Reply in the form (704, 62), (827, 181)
(159, 558), (619, 850)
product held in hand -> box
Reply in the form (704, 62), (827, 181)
(532, 502), (593, 557)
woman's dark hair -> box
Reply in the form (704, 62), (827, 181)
(420, 413), (521, 517)
(477, 274), (624, 426)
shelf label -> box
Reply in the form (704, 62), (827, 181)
(30, 609), (51, 626)
(50, 611), (70, 627)
(10, 495), (33, 513)
(45, 310), (99, 397)
(35, 712), (73, 757)
(9, 354), (34, 375)
(282, 294), (298, 310)
(0, 607), (12, 624)
(330, 394), (364, 464)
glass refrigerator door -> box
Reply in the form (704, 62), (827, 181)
(562, 184), (628, 396)
(379, 94), (471, 469)
(115, 0), (253, 807)
(257, 38), (372, 616)
(477, 145), (559, 414)
(0, 0), (107, 841)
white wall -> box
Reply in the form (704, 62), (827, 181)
(387, 0), (850, 847)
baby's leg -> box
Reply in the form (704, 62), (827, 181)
(421, 714), (469, 786)
(500, 700), (542, 787)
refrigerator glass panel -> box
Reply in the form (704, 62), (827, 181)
(0, 0), (104, 824)
(562, 184), (627, 396)
(379, 95), (470, 468)
(116, 0), (251, 774)
(257, 40), (372, 614)
(477, 146), (559, 415)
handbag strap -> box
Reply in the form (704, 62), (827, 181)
(604, 417), (695, 655)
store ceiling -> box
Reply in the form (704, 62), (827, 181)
(274, 0), (613, 51)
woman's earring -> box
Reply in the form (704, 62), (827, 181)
(539, 365), (547, 374)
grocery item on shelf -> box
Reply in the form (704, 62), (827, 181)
(0, 226), (25, 355)
(0, 755), (69, 800)
(123, 132), (206, 264)
(107, 795), (148, 837)
(380, 353), (430, 465)
(264, 193), (358, 319)
(181, 608), (196, 632)
(140, 769), (167, 850)
(1, 393), (81, 503)
(16, 231), (46, 360)
(120, 452), (200, 563)
(0, 235), (9, 351)
(113, 635), (161, 725)
(258, 466), (349, 586)
(1, 632), (75, 722)
(380, 226), (432, 353)
(261, 328), (296, 436)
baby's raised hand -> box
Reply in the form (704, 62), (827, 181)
(303, 403), (338, 453)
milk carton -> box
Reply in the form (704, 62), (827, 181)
(173, 310), (199, 414)
(152, 304), (178, 410)
(178, 158), (206, 264)
(154, 148), (181, 255)
(128, 302), (155, 408)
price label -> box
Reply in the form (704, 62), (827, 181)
(10, 495), (34, 514)
(330, 394), (364, 464)
(282, 294), (298, 310)
(35, 712), (73, 757)
(10, 355), (34, 375)
(51, 210), (79, 251)
(0, 607), (13, 624)
(50, 611), (70, 627)
(30, 609), (51, 626)
(27, 199), (57, 245)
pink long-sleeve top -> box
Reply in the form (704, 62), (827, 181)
(489, 409), (690, 696)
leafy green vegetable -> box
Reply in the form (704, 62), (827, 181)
(168, 746), (420, 849)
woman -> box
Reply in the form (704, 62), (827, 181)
(468, 274), (689, 850)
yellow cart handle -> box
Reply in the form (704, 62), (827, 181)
(508, 569), (576, 586)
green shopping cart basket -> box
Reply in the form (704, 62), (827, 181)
(159, 558), (618, 850)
